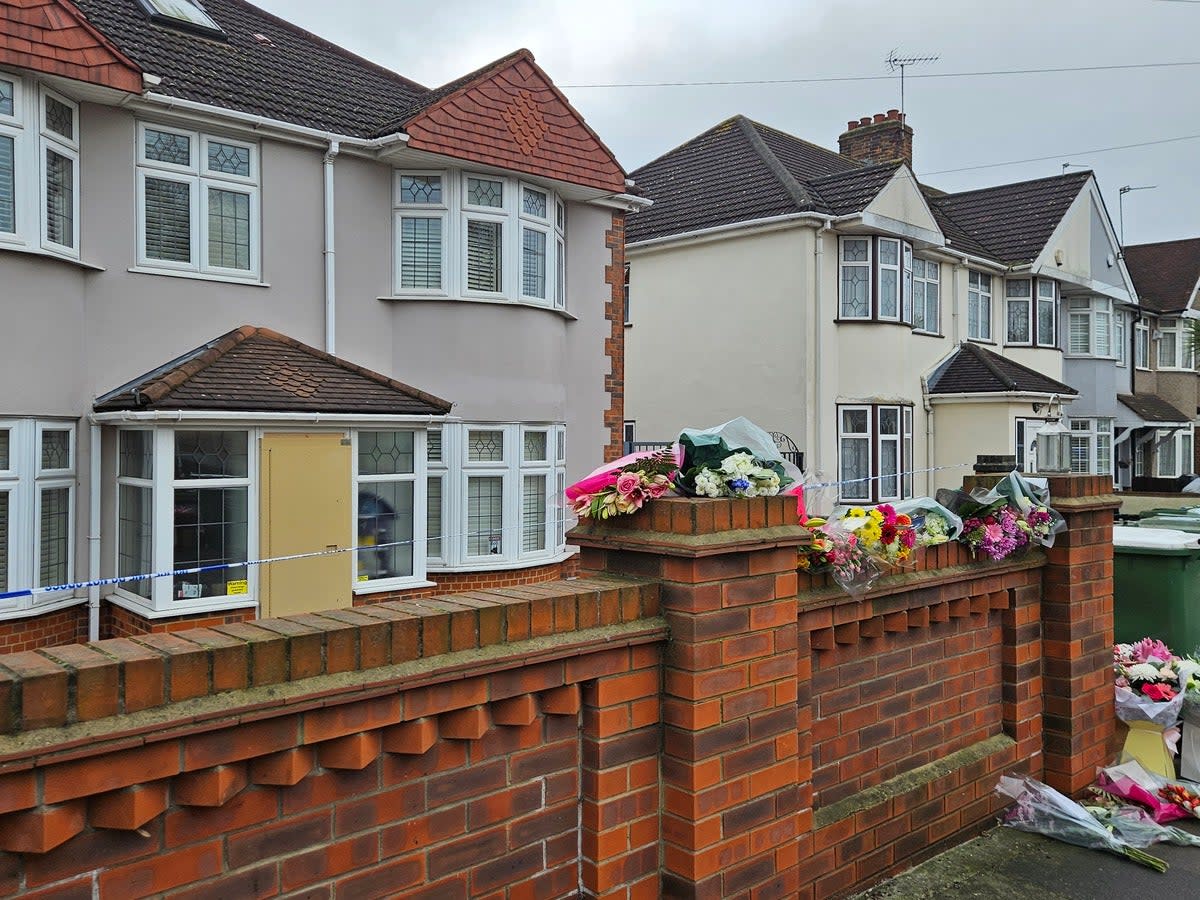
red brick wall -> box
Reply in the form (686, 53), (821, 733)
(0, 0), (142, 93)
(354, 557), (577, 605)
(0, 605), (87, 654)
(838, 111), (913, 168)
(103, 603), (255, 640)
(603, 211), (627, 462)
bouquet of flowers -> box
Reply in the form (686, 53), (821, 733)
(918, 510), (952, 546)
(567, 448), (677, 520)
(937, 472), (1065, 561)
(798, 517), (882, 596)
(674, 427), (792, 500)
(837, 504), (916, 566)
(1115, 639), (1186, 711)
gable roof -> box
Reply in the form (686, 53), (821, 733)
(94, 326), (452, 415)
(0, 0), (143, 93)
(927, 343), (1078, 396)
(1122, 237), (1200, 315)
(808, 163), (904, 217)
(71, 0), (427, 137)
(927, 172), (1092, 265)
(1118, 393), (1193, 425)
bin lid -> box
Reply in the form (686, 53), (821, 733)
(1139, 516), (1200, 534)
(1114, 524), (1200, 552)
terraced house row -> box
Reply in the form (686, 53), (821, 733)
(625, 111), (1200, 501)
(0, 0), (644, 647)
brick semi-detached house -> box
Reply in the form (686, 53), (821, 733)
(0, 0), (647, 648)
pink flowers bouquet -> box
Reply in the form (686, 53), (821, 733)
(566, 448), (678, 520)
(798, 518), (881, 596)
(960, 503), (1055, 561)
(1114, 638), (1189, 719)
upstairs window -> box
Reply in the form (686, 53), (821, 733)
(1005, 279), (1032, 345)
(394, 169), (566, 309)
(136, 122), (260, 279)
(1037, 280), (1057, 347)
(1135, 320), (1150, 369)
(967, 271), (992, 341)
(1067, 297), (1116, 358)
(1157, 319), (1195, 371)
(912, 257), (940, 333)
(837, 236), (923, 326)
(0, 74), (80, 258)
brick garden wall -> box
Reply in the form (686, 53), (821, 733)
(0, 481), (1117, 899)
(0, 606), (88, 654)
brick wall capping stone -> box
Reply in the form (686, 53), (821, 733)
(569, 523), (809, 557)
(0, 618), (666, 766)
(796, 554), (1044, 613)
(1043, 494), (1122, 513)
(813, 734), (1015, 829)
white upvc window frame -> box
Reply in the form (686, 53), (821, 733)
(1005, 278), (1033, 346)
(912, 257), (940, 334)
(1157, 319), (1195, 371)
(1115, 311), (1127, 368)
(519, 182), (552, 304)
(136, 121), (261, 280)
(1068, 418), (1114, 477)
(1035, 279), (1057, 348)
(393, 170), (448, 296)
(877, 237), (902, 322)
(0, 419), (77, 616)
(1067, 297), (1117, 359)
(967, 270), (992, 341)
(115, 429), (154, 602)
(1154, 427), (1194, 479)
(876, 405), (902, 502)
(426, 425), (449, 567)
(0, 72), (20, 242)
(554, 197), (567, 310)
(39, 86), (79, 257)
(837, 405), (873, 503)
(1135, 320), (1151, 370)
(353, 429), (427, 591)
(431, 422), (568, 571)
(838, 237), (872, 320)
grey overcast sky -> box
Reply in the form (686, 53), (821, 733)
(256, 0), (1200, 245)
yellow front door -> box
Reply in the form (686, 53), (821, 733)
(259, 432), (352, 618)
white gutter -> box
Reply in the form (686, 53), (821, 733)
(928, 391), (1072, 403)
(87, 423), (102, 642)
(323, 141), (340, 355)
(130, 91), (411, 153)
(589, 193), (653, 213)
(91, 411), (451, 425)
(952, 257), (966, 344)
(627, 212), (833, 252)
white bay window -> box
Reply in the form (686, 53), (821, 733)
(0, 420), (76, 616)
(837, 405), (913, 503)
(394, 169), (566, 309)
(136, 122), (260, 279)
(912, 258), (940, 334)
(1067, 297), (1118, 358)
(0, 72), (80, 258)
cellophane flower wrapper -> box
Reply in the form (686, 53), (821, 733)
(1096, 761), (1191, 823)
(1116, 684), (1187, 728)
(674, 418), (795, 499)
(817, 517), (882, 597)
(564, 447), (681, 520)
(937, 472), (1066, 549)
(1084, 804), (1200, 847)
(1114, 639), (1187, 726)
(891, 498), (964, 546)
(995, 775), (1167, 869)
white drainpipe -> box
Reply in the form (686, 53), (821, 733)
(323, 141), (340, 355)
(88, 423), (102, 641)
(920, 375), (935, 499)
(812, 221), (833, 479)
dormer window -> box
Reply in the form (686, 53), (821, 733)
(137, 0), (224, 36)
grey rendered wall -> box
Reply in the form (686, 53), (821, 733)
(1063, 358), (1126, 420)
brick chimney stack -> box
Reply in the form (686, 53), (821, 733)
(838, 109), (913, 168)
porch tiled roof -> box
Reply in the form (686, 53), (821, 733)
(94, 326), (452, 415)
(1123, 238), (1200, 315)
(1118, 393), (1193, 425)
(927, 343), (1078, 396)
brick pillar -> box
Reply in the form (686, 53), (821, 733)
(1038, 475), (1119, 795)
(572, 497), (808, 898)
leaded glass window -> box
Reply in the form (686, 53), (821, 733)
(522, 475), (547, 552)
(401, 174), (441, 204)
(145, 128), (192, 166)
(839, 407), (871, 501)
(174, 430), (248, 479)
(40, 429), (70, 471)
(44, 95), (73, 141)
(358, 431), (415, 476)
(207, 187), (251, 270)
(0, 79), (13, 118)
(38, 487), (70, 587)
(878, 239), (900, 319)
(522, 228), (547, 298)
(1037, 280), (1056, 347)
(523, 431), (547, 462)
(207, 141), (250, 177)
(467, 176), (503, 208)
(119, 431), (152, 480)
(468, 430), (504, 462)
(1006, 280), (1032, 344)
(172, 433), (250, 600)
(522, 186), (547, 218)
(968, 271), (992, 341)
(840, 238), (870, 319)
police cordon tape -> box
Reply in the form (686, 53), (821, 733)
(0, 460), (982, 600)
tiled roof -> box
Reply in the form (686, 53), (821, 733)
(927, 343), (1078, 396)
(73, 0), (428, 137)
(927, 172), (1091, 265)
(94, 326), (452, 415)
(1118, 394), (1193, 424)
(808, 163), (903, 216)
(627, 115), (863, 243)
(1123, 238), (1200, 315)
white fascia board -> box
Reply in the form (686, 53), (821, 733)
(626, 213), (831, 255)
(840, 211), (943, 248)
(928, 391), (1076, 405)
(91, 410), (455, 425)
(588, 193), (653, 212)
(129, 92), (410, 155)
(1040, 266), (1135, 304)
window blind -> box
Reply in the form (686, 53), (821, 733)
(145, 177), (192, 262)
(467, 220), (502, 292)
(0, 135), (13, 233)
(44, 148), (73, 248)
(400, 217), (442, 289)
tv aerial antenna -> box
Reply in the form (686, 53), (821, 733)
(885, 50), (940, 119)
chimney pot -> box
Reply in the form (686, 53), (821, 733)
(873, 113), (887, 124)
(887, 108), (900, 120)
(839, 112), (914, 168)
(859, 116), (872, 127)
(847, 120), (858, 131)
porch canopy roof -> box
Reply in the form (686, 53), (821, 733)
(1117, 393), (1193, 430)
(926, 342), (1078, 399)
(94, 326), (452, 417)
